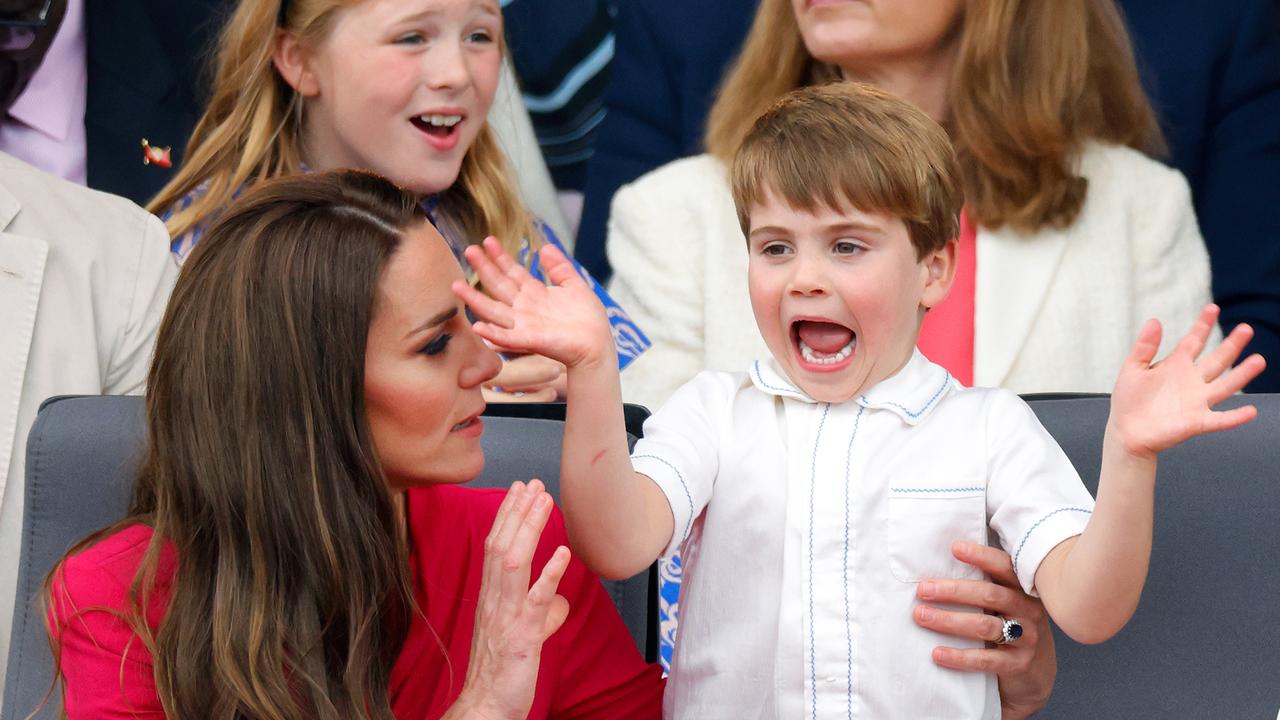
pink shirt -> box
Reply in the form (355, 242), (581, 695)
(918, 210), (977, 386)
(0, 0), (87, 183)
(47, 486), (664, 719)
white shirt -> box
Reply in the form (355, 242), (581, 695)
(631, 351), (1096, 720)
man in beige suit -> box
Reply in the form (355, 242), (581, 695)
(0, 0), (177, 695)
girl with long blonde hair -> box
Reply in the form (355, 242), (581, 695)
(150, 0), (649, 397)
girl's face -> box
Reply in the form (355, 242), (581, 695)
(288, 0), (503, 195)
(791, 0), (964, 77)
(364, 222), (502, 488)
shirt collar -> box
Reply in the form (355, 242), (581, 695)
(749, 349), (955, 425)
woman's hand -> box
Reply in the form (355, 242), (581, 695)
(912, 541), (1054, 720)
(444, 480), (572, 720)
(453, 237), (614, 372)
(482, 348), (567, 403)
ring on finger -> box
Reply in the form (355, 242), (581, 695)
(995, 616), (1023, 645)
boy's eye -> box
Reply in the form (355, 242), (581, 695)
(419, 333), (451, 356)
(833, 240), (863, 255)
(761, 243), (792, 257)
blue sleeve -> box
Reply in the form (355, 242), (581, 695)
(523, 224), (651, 370)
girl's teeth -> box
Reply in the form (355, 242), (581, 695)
(799, 339), (854, 365)
(422, 114), (461, 127)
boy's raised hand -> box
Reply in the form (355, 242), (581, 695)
(452, 237), (614, 370)
(1109, 304), (1266, 459)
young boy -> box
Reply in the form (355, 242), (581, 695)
(453, 83), (1265, 719)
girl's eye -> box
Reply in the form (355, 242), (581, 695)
(465, 30), (494, 44)
(833, 240), (863, 255)
(395, 32), (427, 45)
(420, 333), (451, 356)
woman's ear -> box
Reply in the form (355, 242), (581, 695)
(272, 29), (320, 97)
(920, 238), (958, 310)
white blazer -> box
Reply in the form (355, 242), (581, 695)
(607, 143), (1217, 410)
(0, 152), (176, 691)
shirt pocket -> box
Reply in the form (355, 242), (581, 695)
(885, 484), (987, 583)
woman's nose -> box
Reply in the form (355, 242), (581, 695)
(459, 329), (502, 388)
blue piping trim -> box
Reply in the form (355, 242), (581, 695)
(861, 371), (952, 420)
(808, 403), (830, 720)
(843, 405), (865, 719)
(753, 360), (797, 395)
(889, 486), (984, 494)
(1013, 507), (1094, 570)
(633, 455), (695, 545)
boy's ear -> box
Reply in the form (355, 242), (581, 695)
(920, 239), (958, 310)
(272, 30), (321, 98)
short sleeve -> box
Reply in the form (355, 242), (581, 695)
(629, 372), (733, 556)
(983, 390), (1096, 595)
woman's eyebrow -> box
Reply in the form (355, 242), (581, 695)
(403, 306), (459, 340)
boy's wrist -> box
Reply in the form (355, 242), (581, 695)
(1103, 419), (1158, 465)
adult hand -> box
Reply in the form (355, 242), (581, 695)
(482, 348), (567, 403)
(443, 480), (571, 720)
(912, 541), (1054, 720)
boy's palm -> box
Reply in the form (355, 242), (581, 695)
(453, 237), (613, 369)
(1110, 305), (1264, 458)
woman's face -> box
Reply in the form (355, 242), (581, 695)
(292, 0), (502, 195)
(364, 222), (502, 489)
(791, 0), (964, 76)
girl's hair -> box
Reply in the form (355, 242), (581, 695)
(705, 0), (1165, 233)
(146, 0), (538, 254)
(51, 170), (428, 720)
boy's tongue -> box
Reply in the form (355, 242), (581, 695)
(796, 320), (854, 354)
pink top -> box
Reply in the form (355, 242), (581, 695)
(48, 485), (664, 719)
(918, 210), (977, 386)
(0, 0), (87, 183)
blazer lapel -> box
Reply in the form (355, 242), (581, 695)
(0, 183), (50, 501)
(972, 222), (1069, 387)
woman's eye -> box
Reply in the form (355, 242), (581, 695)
(420, 333), (451, 356)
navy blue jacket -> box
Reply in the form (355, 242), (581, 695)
(578, 0), (1280, 390)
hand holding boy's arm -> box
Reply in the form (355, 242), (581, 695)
(1035, 305), (1265, 644)
(453, 239), (673, 579)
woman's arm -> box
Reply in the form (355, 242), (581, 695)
(442, 480), (573, 720)
(912, 542), (1055, 720)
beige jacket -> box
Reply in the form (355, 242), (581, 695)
(0, 152), (176, 692)
(608, 143), (1217, 410)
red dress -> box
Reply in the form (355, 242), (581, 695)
(918, 210), (977, 386)
(48, 485), (664, 719)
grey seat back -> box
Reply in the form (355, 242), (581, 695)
(1028, 394), (1280, 719)
(3, 396), (655, 720)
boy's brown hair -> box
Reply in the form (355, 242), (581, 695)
(729, 82), (963, 260)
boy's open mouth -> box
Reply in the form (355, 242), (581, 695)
(791, 319), (856, 368)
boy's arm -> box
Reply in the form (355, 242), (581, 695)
(1034, 306), (1264, 644)
(454, 238), (674, 579)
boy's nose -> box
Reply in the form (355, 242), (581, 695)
(788, 255), (830, 296)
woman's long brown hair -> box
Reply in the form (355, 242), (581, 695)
(48, 171), (429, 719)
(705, 0), (1165, 233)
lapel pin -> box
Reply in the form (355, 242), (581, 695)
(141, 139), (173, 168)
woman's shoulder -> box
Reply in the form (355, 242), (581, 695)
(617, 153), (730, 205)
(54, 524), (171, 610)
(405, 485), (570, 546)
(1078, 142), (1189, 196)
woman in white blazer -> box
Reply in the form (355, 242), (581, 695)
(607, 0), (1215, 411)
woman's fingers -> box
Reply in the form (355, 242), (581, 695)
(931, 645), (1033, 676)
(914, 605), (1017, 645)
(528, 546), (572, 638)
(949, 541), (1018, 587)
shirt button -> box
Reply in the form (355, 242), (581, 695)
(824, 676), (837, 684)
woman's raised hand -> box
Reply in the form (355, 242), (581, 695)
(1109, 304), (1265, 459)
(444, 480), (571, 720)
(453, 237), (615, 371)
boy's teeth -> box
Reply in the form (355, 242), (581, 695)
(799, 338), (854, 365)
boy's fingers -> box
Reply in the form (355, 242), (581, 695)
(483, 236), (536, 288)
(453, 281), (515, 328)
(1175, 304), (1219, 359)
(536, 244), (588, 289)
(1126, 318), (1162, 367)
(1199, 324), (1253, 381)
(1204, 404), (1258, 434)
(1208, 354), (1266, 403)
(491, 354), (564, 389)
(472, 322), (524, 352)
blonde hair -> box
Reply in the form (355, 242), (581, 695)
(147, 0), (539, 255)
(706, 0), (1164, 234)
(730, 83), (962, 260)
